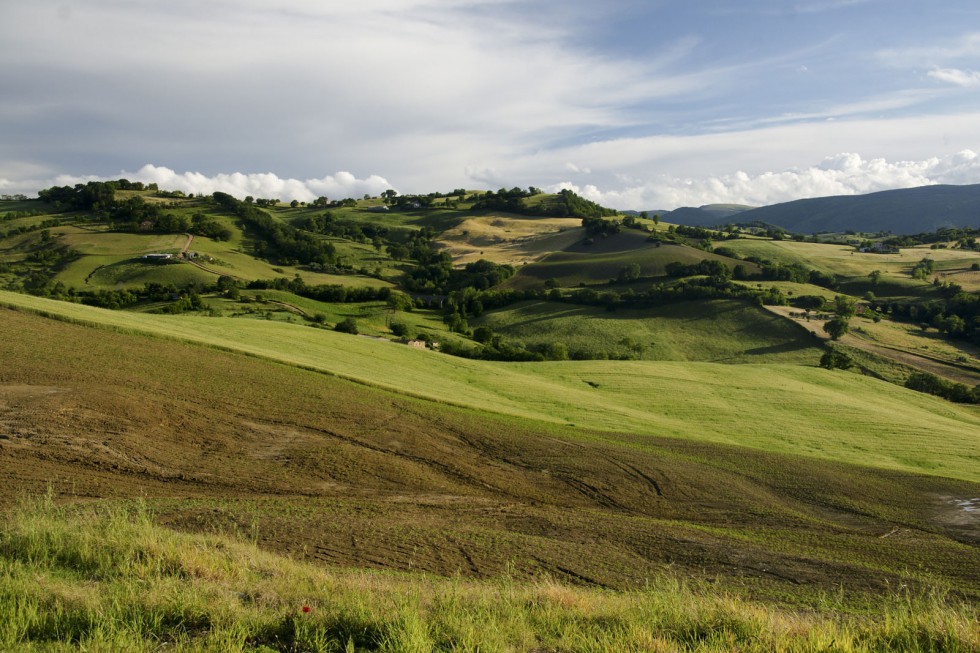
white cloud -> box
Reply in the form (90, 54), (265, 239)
(929, 68), (980, 88)
(549, 150), (980, 210)
(0, 165), (393, 202)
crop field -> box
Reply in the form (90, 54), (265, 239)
(3, 290), (978, 483)
(1, 305), (979, 606)
(437, 214), (583, 265)
(476, 299), (823, 364)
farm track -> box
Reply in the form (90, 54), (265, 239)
(1, 307), (979, 598)
(764, 305), (980, 385)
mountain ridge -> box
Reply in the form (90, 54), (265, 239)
(646, 184), (980, 234)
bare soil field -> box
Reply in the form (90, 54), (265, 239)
(1, 307), (978, 601)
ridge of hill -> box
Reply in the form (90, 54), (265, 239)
(663, 184), (980, 234)
(659, 203), (755, 226)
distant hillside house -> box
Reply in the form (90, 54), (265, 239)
(406, 339), (427, 349)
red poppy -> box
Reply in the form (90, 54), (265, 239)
(302, 605), (311, 613)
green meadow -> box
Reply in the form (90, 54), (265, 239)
(3, 290), (978, 483)
(476, 299), (823, 364)
(2, 496), (976, 652)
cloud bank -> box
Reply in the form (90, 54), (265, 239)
(550, 150), (980, 210)
(4, 152), (979, 212)
(1, 165), (394, 203)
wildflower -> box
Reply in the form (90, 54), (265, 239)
(302, 605), (311, 613)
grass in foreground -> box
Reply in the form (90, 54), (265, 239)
(2, 496), (977, 652)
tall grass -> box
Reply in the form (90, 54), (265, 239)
(1, 496), (976, 652)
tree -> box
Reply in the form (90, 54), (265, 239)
(868, 269), (882, 287)
(824, 316), (850, 340)
(472, 326), (494, 343)
(390, 321), (410, 337)
(834, 295), (856, 318)
(617, 263), (641, 283)
(334, 317), (358, 334)
(820, 348), (854, 370)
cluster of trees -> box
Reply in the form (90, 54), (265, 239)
(33, 181), (232, 240)
(911, 257), (937, 280)
(0, 217), (61, 240)
(872, 291), (980, 344)
(820, 347), (854, 370)
(663, 254), (841, 291)
(905, 371), (980, 404)
(882, 227), (980, 249)
(406, 255), (514, 294)
(468, 187), (543, 213)
(38, 181), (117, 212)
(470, 188), (615, 219)
(582, 216), (622, 239)
(245, 277), (395, 304)
(379, 188), (470, 209)
(300, 212), (391, 244)
(665, 259), (732, 279)
(212, 192), (336, 266)
(673, 225), (737, 241)
(712, 247), (840, 290)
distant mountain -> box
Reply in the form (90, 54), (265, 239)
(659, 204), (755, 226)
(674, 185), (980, 235)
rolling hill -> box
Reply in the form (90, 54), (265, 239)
(662, 184), (980, 234)
(2, 181), (980, 648)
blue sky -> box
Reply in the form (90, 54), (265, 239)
(2, 0), (980, 209)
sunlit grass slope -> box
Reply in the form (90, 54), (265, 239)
(508, 233), (757, 288)
(3, 290), (979, 482)
(4, 497), (976, 652)
(477, 299), (823, 364)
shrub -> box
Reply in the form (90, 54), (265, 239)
(334, 317), (358, 334)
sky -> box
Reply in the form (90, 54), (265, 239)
(2, 0), (980, 210)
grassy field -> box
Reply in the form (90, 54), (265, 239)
(436, 214), (583, 265)
(476, 299), (823, 364)
(3, 290), (978, 483)
(2, 496), (976, 652)
(721, 239), (980, 290)
(218, 290), (470, 345)
(507, 233), (757, 289)
(1, 304), (979, 603)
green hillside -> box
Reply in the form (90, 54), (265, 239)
(506, 231), (756, 288)
(3, 176), (980, 648)
(475, 299), (822, 364)
(3, 290), (978, 483)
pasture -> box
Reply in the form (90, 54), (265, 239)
(2, 290), (978, 483)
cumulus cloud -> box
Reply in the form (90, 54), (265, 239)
(0, 165), (394, 202)
(549, 150), (980, 211)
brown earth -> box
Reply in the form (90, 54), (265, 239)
(1, 306), (978, 601)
